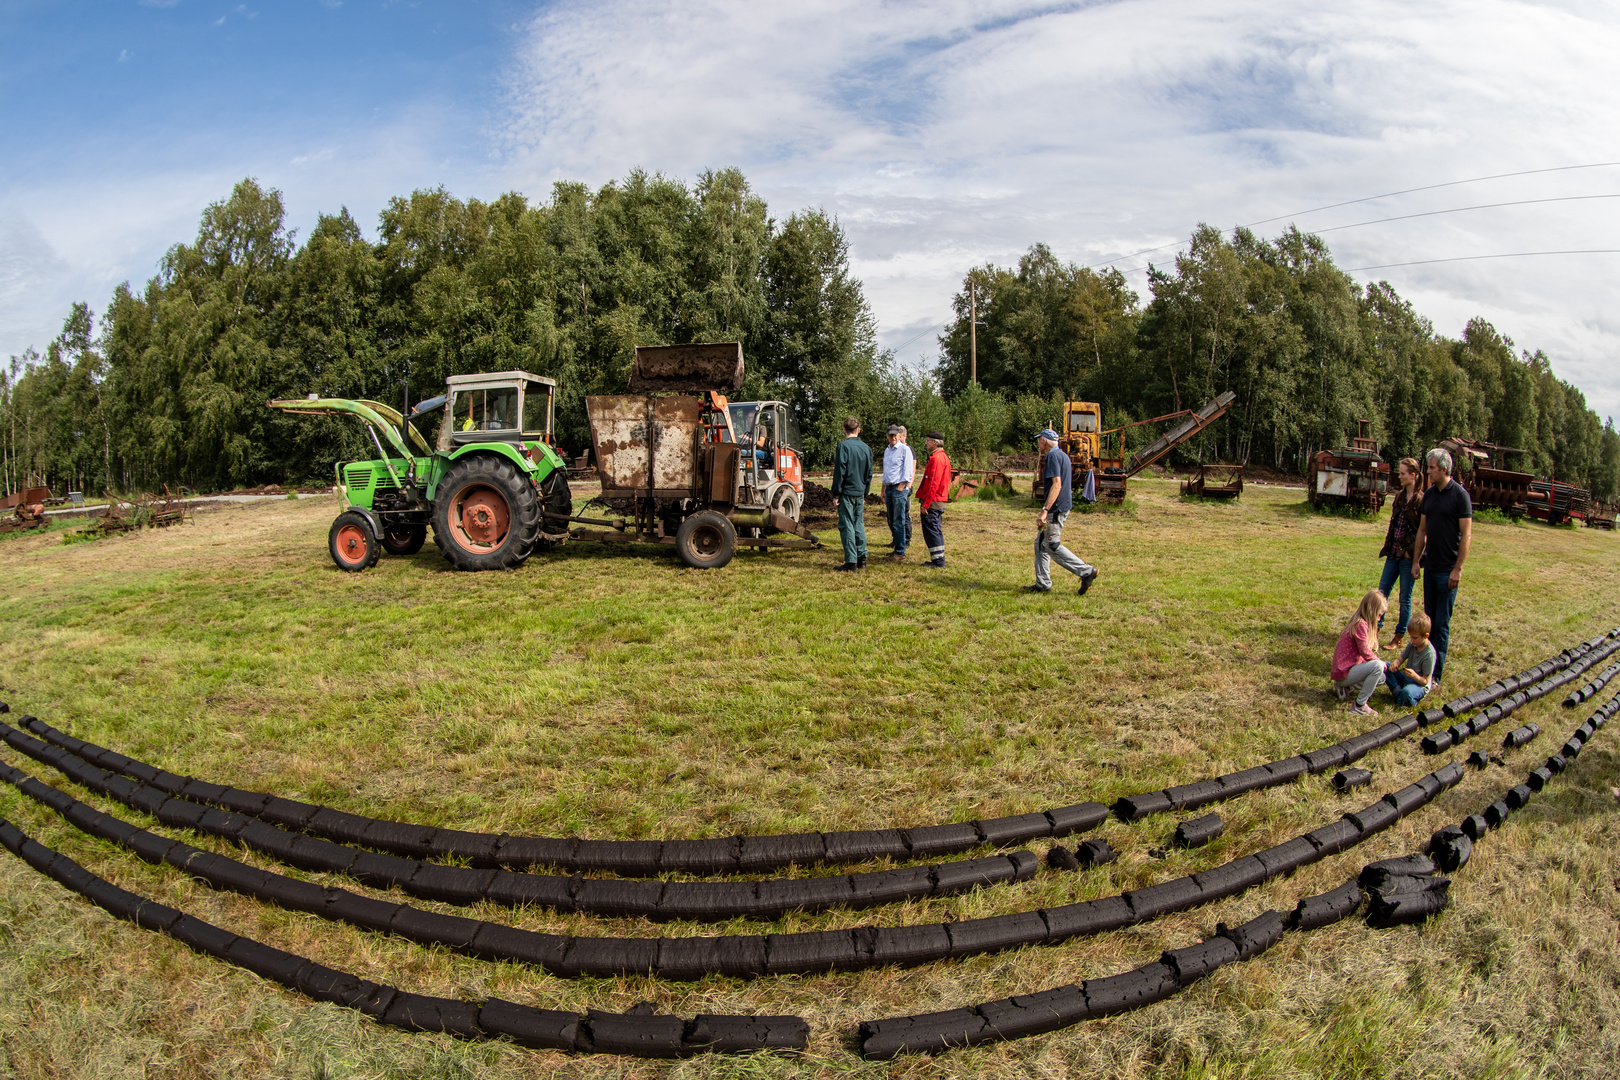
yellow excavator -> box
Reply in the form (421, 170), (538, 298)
(1033, 391), (1237, 504)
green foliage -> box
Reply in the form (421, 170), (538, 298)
(4, 180), (1618, 505)
(932, 227), (1620, 500)
(2, 169), (891, 493)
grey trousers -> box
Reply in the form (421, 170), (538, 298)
(1335, 659), (1384, 706)
(1035, 510), (1094, 589)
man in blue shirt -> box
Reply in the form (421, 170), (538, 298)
(830, 416), (873, 571)
(1026, 429), (1098, 594)
(881, 424), (915, 560)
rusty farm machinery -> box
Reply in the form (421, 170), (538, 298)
(270, 343), (820, 573)
(1034, 390), (1238, 504)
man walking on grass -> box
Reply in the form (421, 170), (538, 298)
(916, 431), (950, 568)
(830, 416), (872, 571)
(1026, 428), (1099, 595)
(1410, 446), (1472, 687)
(881, 424), (914, 561)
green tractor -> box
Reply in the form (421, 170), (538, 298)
(270, 371), (573, 572)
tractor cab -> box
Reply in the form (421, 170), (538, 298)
(1062, 401), (1102, 460)
(438, 372), (556, 451)
(726, 400), (804, 492)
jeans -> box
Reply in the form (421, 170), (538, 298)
(1384, 668), (1430, 707)
(1034, 510), (1094, 589)
(884, 485), (911, 554)
(1423, 567), (1459, 684)
(1377, 556), (1414, 635)
(1335, 659), (1385, 706)
(837, 493), (867, 564)
(920, 505), (945, 564)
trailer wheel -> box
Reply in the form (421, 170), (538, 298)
(380, 522), (427, 556)
(329, 511), (379, 572)
(675, 511), (736, 569)
(432, 455), (540, 571)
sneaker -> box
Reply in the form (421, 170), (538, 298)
(833, 563), (859, 572)
(1023, 584), (1051, 593)
(1347, 701), (1377, 716)
(1078, 568), (1099, 596)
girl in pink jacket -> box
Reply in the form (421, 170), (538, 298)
(1332, 590), (1389, 716)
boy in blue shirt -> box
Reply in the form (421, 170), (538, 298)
(1383, 613), (1436, 706)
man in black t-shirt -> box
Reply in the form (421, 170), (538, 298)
(1411, 447), (1473, 686)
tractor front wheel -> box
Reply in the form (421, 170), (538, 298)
(380, 522), (427, 556)
(329, 511), (380, 572)
(675, 510), (736, 570)
(432, 456), (541, 571)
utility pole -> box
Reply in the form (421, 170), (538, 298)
(969, 282), (977, 386)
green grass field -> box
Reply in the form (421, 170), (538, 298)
(1, 478), (1617, 1079)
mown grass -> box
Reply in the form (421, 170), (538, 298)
(0, 479), (1617, 1078)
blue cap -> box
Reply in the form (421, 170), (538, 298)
(1037, 428), (1061, 442)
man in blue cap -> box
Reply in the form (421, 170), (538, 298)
(1027, 428), (1099, 594)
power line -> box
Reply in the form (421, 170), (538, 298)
(1346, 250), (1620, 272)
(1104, 191), (1620, 276)
(1082, 160), (1620, 273)
(887, 321), (949, 355)
(1316, 193), (1620, 235)
(1246, 161), (1620, 227)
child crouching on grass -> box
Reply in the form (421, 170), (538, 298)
(1332, 590), (1389, 716)
(1383, 612), (1436, 706)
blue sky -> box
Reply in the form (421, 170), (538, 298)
(4, 0), (1619, 422)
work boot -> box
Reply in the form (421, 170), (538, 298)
(1384, 631), (1405, 651)
(857, 554), (867, 569)
(1023, 584), (1051, 593)
(886, 552), (907, 562)
(834, 563), (859, 572)
(1078, 568), (1100, 596)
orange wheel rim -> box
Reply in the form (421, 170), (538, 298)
(453, 484), (510, 551)
(334, 524), (369, 566)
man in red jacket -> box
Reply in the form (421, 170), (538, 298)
(916, 431), (951, 568)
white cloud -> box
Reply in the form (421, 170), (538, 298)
(501, 0), (1620, 418)
(8, 0), (1619, 427)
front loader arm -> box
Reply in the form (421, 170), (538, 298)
(268, 397), (429, 459)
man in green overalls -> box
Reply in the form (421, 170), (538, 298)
(830, 416), (872, 571)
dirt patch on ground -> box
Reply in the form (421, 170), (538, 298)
(803, 481), (883, 509)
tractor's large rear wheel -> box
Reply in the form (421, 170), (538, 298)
(538, 470), (573, 548)
(432, 456), (540, 571)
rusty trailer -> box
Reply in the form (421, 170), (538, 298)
(1309, 420), (1389, 512)
(1180, 463), (1244, 499)
(563, 344), (821, 569)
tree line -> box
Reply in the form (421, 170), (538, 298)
(932, 226), (1620, 498)
(4, 176), (1617, 502)
(1, 170), (886, 496)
